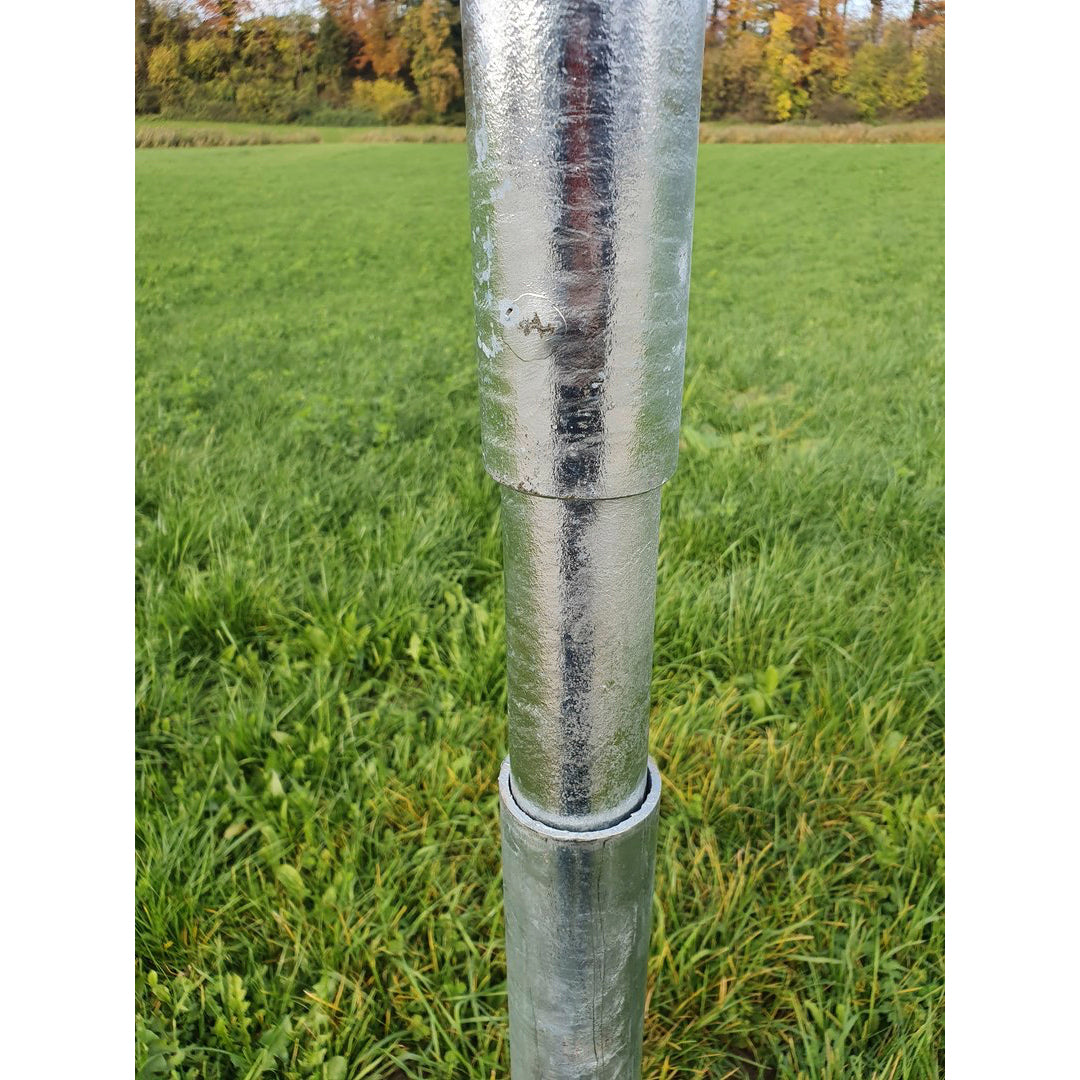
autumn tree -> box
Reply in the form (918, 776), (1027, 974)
(403, 0), (462, 118)
(357, 0), (409, 80)
(133, 0), (941, 125)
(237, 16), (300, 81)
(914, 20), (944, 116)
(848, 18), (927, 118)
(192, 1), (252, 34)
(805, 0), (851, 119)
(701, 2), (769, 121)
(869, 0), (884, 43)
(186, 35), (232, 81)
(315, 8), (350, 85)
(319, 1), (365, 76)
(911, 2), (945, 31)
(321, 0), (364, 39)
(761, 10), (810, 121)
(146, 40), (186, 108)
(147, 42), (181, 87)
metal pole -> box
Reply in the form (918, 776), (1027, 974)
(462, 2), (706, 1074)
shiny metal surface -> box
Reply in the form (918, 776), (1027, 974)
(500, 757), (662, 1079)
(464, 3), (706, 1073)
(502, 486), (660, 832)
(463, 0), (707, 500)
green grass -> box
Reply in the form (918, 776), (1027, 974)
(136, 142), (943, 1078)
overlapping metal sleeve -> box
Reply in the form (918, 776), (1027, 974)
(463, 0), (707, 503)
(500, 759), (662, 1078)
(462, 0), (706, 1074)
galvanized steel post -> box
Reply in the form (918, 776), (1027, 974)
(461, 1), (707, 1074)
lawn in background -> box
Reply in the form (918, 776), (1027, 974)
(136, 142), (944, 1078)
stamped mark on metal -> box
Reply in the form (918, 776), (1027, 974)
(499, 293), (566, 362)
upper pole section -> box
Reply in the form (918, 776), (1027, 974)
(463, 0), (708, 501)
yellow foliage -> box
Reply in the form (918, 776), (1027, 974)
(186, 37), (230, 82)
(762, 12), (809, 122)
(352, 78), (416, 124)
(809, 45), (850, 95)
(848, 23), (927, 120)
(147, 44), (182, 88)
(882, 49), (926, 112)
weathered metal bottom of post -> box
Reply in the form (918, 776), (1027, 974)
(499, 758), (661, 1079)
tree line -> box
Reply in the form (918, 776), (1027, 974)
(135, 1), (944, 127)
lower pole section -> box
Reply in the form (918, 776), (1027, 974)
(499, 758), (662, 1079)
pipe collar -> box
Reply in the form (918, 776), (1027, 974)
(499, 757), (662, 1078)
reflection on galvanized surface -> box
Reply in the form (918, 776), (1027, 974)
(501, 486), (661, 832)
(464, 2), (706, 1074)
(500, 758), (662, 1079)
(464, 0), (707, 501)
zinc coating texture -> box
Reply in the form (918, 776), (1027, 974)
(501, 486), (661, 832)
(463, 0), (708, 502)
(463, 0), (707, 832)
(463, 1), (707, 1075)
(499, 758), (662, 1079)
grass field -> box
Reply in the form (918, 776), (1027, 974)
(136, 142), (944, 1078)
